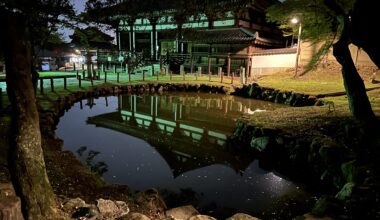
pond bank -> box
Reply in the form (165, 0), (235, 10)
(36, 82), (317, 219)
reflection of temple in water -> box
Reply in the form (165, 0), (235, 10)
(87, 93), (273, 176)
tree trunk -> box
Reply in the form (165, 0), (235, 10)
(332, 16), (377, 125)
(2, 11), (58, 219)
(351, 0), (380, 69)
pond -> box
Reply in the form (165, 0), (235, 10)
(56, 92), (307, 218)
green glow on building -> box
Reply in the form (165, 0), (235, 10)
(179, 124), (203, 133)
(213, 19), (235, 27)
(192, 133), (202, 141)
(208, 131), (227, 140)
(135, 113), (153, 121)
(183, 22), (208, 28)
(121, 110), (132, 116)
(156, 118), (176, 127)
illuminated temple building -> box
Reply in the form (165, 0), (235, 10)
(104, 0), (289, 76)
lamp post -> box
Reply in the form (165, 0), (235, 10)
(291, 17), (302, 78)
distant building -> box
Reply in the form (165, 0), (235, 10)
(112, 0), (286, 76)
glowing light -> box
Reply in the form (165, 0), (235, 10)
(70, 55), (84, 63)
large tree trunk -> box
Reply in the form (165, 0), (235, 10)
(351, 0), (380, 69)
(2, 11), (58, 219)
(332, 15), (377, 125)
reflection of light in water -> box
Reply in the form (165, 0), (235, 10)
(57, 94), (296, 217)
(263, 172), (288, 196)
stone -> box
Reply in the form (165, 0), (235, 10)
(188, 214), (217, 220)
(226, 213), (261, 220)
(0, 195), (23, 220)
(0, 183), (16, 197)
(62, 197), (86, 212)
(274, 92), (285, 103)
(336, 182), (356, 200)
(341, 160), (357, 183)
(136, 188), (166, 219)
(165, 205), (199, 220)
(311, 195), (344, 217)
(96, 199), (129, 218)
(275, 136), (285, 145)
(119, 212), (151, 220)
(97, 199), (119, 215)
(0, 183), (23, 220)
(300, 213), (335, 220)
(115, 201), (130, 217)
(72, 207), (95, 219)
(250, 136), (271, 152)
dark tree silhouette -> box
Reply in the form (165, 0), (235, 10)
(70, 27), (114, 79)
(266, 0), (379, 126)
(0, 0), (74, 218)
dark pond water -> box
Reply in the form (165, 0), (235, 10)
(56, 92), (306, 218)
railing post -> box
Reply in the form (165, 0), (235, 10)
(76, 70), (79, 79)
(190, 55), (194, 75)
(82, 69), (85, 79)
(104, 71), (107, 83)
(231, 71), (234, 84)
(182, 65), (185, 81)
(78, 75), (82, 88)
(117, 72), (120, 83)
(0, 88), (2, 109)
(143, 69), (146, 81)
(50, 77), (54, 92)
(227, 54), (231, 78)
(64, 76), (67, 89)
(240, 67), (246, 84)
(169, 66), (172, 80)
(207, 54), (211, 78)
(40, 79), (44, 94)
(219, 67), (223, 83)
(180, 64), (185, 74)
(91, 63), (94, 77)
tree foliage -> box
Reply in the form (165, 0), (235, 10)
(70, 27), (114, 50)
(266, 0), (379, 125)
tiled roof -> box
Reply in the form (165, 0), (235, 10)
(183, 28), (257, 44)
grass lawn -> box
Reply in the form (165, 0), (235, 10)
(256, 69), (379, 95)
(38, 71), (77, 77)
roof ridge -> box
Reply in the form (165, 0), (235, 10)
(240, 27), (256, 37)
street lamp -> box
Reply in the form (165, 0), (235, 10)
(291, 17), (302, 78)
